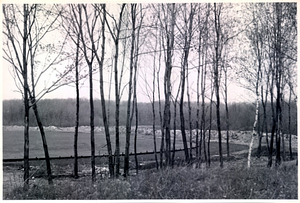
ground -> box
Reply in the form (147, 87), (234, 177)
(2, 126), (298, 199)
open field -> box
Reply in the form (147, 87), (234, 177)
(3, 126), (187, 159)
(3, 125), (297, 159)
(3, 126), (298, 199)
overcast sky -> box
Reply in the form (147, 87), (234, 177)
(1, 3), (285, 104)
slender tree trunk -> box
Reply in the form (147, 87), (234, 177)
(30, 98), (53, 184)
(257, 109), (262, 158)
(158, 40), (165, 168)
(268, 66), (275, 167)
(73, 32), (80, 179)
(179, 64), (189, 162)
(77, 4), (96, 181)
(288, 86), (293, 160)
(187, 67), (193, 160)
(224, 68), (230, 158)
(179, 4), (195, 163)
(114, 5), (125, 177)
(208, 83), (214, 167)
(172, 101), (177, 167)
(196, 26), (201, 163)
(261, 83), (269, 152)
(114, 46), (120, 177)
(163, 64), (172, 166)
(275, 3), (283, 167)
(134, 91), (138, 175)
(88, 63), (95, 181)
(201, 43), (207, 165)
(98, 4), (114, 177)
(124, 4), (136, 177)
(281, 95), (285, 161)
(152, 43), (159, 170)
(247, 89), (259, 168)
(28, 18), (53, 183)
(214, 3), (223, 168)
(159, 92), (165, 168)
(22, 4), (30, 189)
(200, 6), (210, 166)
(23, 94), (30, 189)
(196, 64), (200, 163)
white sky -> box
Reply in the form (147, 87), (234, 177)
(1, 2), (295, 105)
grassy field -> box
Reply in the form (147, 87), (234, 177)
(3, 128), (297, 200)
(3, 128), (252, 159)
(3, 129), (187, 159)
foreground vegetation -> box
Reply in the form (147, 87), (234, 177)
(4, 159), (297, 200)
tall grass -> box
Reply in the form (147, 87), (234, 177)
(4, 161), (297, 199)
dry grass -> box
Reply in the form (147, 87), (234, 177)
(4, 158), (297, 200)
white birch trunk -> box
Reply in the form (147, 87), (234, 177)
(248, 82), (260, 168)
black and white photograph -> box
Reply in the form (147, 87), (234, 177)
(1, 1), (298, 200)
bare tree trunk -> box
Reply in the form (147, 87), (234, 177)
(196, 62), (200, 163)
(99, 4), (114, 177)
(152, 29), (159, 170)
(200, 41), (207, 165)
(257, 109), (262, 158)
(21, 4), (30, 189)
(77, 4), (96, 181)
(73, 32), (80, 179)
(157, 38), (165, 168)
(281, 95), (285, 161)
(261, 81), (269, 152)
(247, 89), (259, 168)
(288, 86), (293, 160)
(224, 66), (230, 158)
(28, 19), (53, 183)
(187, 66), (193, 160)
(134, 88), (138, 175)
(88, 61), (95, 181)
(179, 62), (189, 162)
(130, 65), (139, 175)
(275, 3), (283, 167)
(107, 4), (126, 176)
(172, 78), (181, 167)
(179, 4), (195, 163)
(152, 72), (158, 170)
(208, 82), (214, 167)
(29, 97), (53, 184)
(213, 3), (223, 168)
(124, 4), (136, 177)
(196, 15), (202, 164)
(172, 101), (177, 167)
(268, 66), (275, 168)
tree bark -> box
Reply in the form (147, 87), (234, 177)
(22, 4), (30, 189)
(29, 97), (53, 184)
(73, 32), (80, 179)
(97, 4), (114, 177)
(213, 3), (223, 168)
(124, 4), (136, 177)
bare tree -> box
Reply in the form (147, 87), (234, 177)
(178, 3), (194, 163)
(3, 4), (31, 188)
(213, 3), (223, 167)
(3, 4), (70, 186)
(106, 4), (126, 176)
(124, 3), (144, 177)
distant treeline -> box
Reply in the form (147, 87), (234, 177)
(3, 98), (297, 135)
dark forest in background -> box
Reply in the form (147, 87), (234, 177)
(3, 98), (297, 135)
